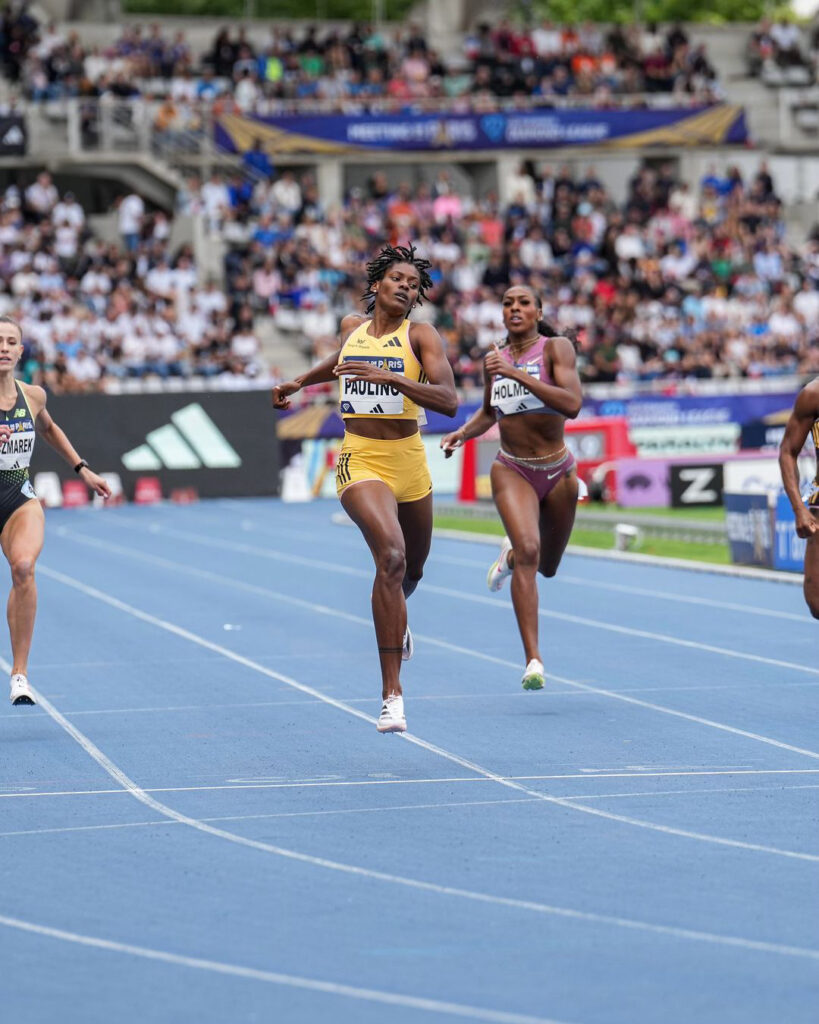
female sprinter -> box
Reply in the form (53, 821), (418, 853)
(0, 316), (111, 705)
(272, 245), (457, 733)
(440, 286), (582, 690)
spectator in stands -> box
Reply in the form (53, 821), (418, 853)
(242, 138), (274, 180)
(117, 190), (145, 252)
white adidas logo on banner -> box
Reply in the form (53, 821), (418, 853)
(121, 403), (241, 471)
(1, 125), (23, 147)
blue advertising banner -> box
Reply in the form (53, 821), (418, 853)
(773, 491), (807, 572)
(724, 492), (773, 568)
(215, 104), (747, 154)
(585, 391), (797, 430)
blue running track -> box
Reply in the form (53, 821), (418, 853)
(1, 498), (817, 1024)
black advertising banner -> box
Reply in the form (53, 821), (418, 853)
(32, 391), (280, 498)
(0, 115), (27, 156)
(669, 463), (724, 508)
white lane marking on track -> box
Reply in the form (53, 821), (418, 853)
(0, 796), (541, 837)
(428, 584), (819, 678)
(95, 518), (819, 678)
(6, 686), (819, 966)
(53, 529), (819, 763)
(4, 770), (818, 802)
(26, 572), (819, 864)
(429, 555), (812, 623)
(0, 914), (568, 1024)
(4, 785), (819, 841)
(177, 508), (811, 623)
(3, 768), (819, 801)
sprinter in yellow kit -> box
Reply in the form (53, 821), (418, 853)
(272, 245), (457, 733)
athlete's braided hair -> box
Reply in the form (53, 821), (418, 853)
(362, 243), (433, 314)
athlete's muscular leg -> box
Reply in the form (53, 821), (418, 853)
(1, 501), (45, 677)
(803, 510), (819, 618)
(538, 471), (579, 578)
(396, 491), (433, 600)
(491, 462), (542, 664)
(341, 480), (406, 700)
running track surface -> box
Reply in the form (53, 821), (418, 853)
(1, 498), (817, 1024)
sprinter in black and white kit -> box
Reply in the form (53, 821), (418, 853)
(0, 317), (111, 705)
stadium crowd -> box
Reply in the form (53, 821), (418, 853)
(746, 16), (818, 85)
(3, 9), (723, 111)
(172, 154), (819, 389)
(3, 152), (818, 393)
(0, 171), (264, 392)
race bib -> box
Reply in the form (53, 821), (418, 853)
(339, 355), (405, 415)
(490, 363), (546, 416)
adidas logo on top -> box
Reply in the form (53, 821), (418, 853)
(383, 337), (402, 348)
(121, 403), (241, 471)
(370, 404), (384, 414)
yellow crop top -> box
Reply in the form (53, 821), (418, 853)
(337, 317), (426, 421)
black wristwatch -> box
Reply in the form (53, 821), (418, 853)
(73, 460), (89, 474)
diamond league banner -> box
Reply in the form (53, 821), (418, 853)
(215, 104), (747, 154)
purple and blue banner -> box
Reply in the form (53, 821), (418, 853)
(278, 390), (797, 442)
(725, 492), (773, 568)
(773, 491), (807, 572)
(216, 104), (747, 155)
(584, 390), (797, 430)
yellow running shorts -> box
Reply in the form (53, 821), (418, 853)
(335, 430), (432, 503)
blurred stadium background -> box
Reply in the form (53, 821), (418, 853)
(7, 0), (819, 571)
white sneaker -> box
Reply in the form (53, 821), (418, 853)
(10, 674), (36, 706)
(376, 694), (406, 733)
(487, 536), (514, 592)
(521, 659), (545, 691)
(402, 625), (413, 661)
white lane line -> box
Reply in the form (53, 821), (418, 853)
(27, 572), (819, 863)
(0, 913), (568, 1024)
(6, 686), (819, 965)
(53, 529), (819, 763)
(0, 796), (541, 838)
(6, 679), (819, 722)
(4, 784), (818, 841)
(4, 768), (819, 801)
(92, 519), (819, 677)
(426, 583), (819, 679)
(179, 508), (811, 623)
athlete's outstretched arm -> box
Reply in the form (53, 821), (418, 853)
(333, 322), (458, 417)
(484, 337), (582, 419)
(272, 314), (364, 409)
(441, 356), (496, 456)
(779, 384), (819, 537)
(29, 386), (111, 497)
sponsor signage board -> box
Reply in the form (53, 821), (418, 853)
(773, 492), (807, 572)
(629, 424), (740, 457)
(33, 391), (280, 498)
(0, 115), (26, 156)
(724, 492), (773, 567)
(615, 458), (670, 507)
(723, 456), (814, 503)
(669, 463), (724, 508)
